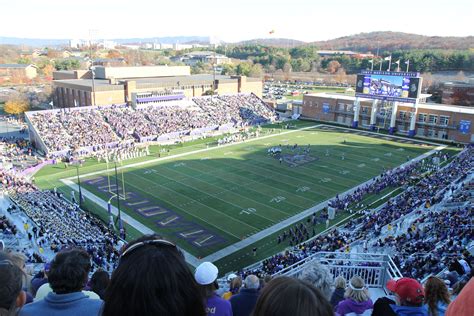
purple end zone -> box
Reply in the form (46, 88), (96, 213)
(82, 176), (228, 250)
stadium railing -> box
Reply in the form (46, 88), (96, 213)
(273, 251), (403, 289)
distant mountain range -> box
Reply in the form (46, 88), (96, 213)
(309, 32), (474, 52)
(1, 32), (473, 51)
(0, 36), (210, 47)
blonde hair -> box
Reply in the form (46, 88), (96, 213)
(345, 276), (370, 302)
(334, 276), (346, 289)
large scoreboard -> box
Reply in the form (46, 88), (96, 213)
(355, 70), (422, 104)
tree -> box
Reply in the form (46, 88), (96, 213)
(236, 62), (252, 76)
(221, 63), (236, 75)
(327, 60), (342, 74)
(249, 64), (263, 78)
(107, 49), (122, 59)
(54, 59), (80, 70)
(4, 96), (30, 115)
(42, 64), (55, 79)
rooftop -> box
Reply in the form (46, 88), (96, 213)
(0, 63), (36, 69)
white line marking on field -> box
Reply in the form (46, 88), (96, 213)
(67, 124), (323, 181)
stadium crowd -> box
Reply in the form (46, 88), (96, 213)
(1, 233), (472, 316)
(241, 146), (473, 281)
(28, 94), (277, 156)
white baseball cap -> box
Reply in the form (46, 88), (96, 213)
(194, 262), (218, 285)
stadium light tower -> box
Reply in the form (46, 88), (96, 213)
(90, 66), (96, 106)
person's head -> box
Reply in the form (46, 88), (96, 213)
(0, 252), (26, 316)
(425, 276), (451, 315)
(48, 248), (91, 294)
(229, 276), (242, 291)
(90, 270), (109, 298)
(103, 234), (205, 316)
(8, 252), (27, 272)
(252, 276), (333, 316)
(387, 277), (425, 307)
(244, 275), (260, 290)
(345, 276), (370, 302)
(194, 261), (219, 299)
(298, 263), (334, 300)
(334, 276), (346, 289)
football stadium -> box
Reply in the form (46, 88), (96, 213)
(1, 11), (474, 316)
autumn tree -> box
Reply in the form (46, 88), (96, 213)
(107, 49), (122, 59)
(327, 60), (342, 74)
(4, 96), (30, 115)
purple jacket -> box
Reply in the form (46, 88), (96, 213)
(206, 293), (233, 316)
(336, 298), (373, 316)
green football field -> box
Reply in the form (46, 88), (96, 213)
(35, 122), (439, 267)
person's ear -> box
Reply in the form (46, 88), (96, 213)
(16, 290), (26, 308)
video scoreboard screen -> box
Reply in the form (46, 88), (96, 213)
(355, 71), (422, 104)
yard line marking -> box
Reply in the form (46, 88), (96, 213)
(126, 200), (148, 206)
(66, 124), (323, 181)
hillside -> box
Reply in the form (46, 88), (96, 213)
(310, 31), (474, 52)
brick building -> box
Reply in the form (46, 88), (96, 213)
(302, 92), (474, 143)
(52, 65), (262, 108)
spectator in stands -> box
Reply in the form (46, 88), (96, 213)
(330, 276), (346, 309)
(195, 261), (232, 316)
(335, 276), (373, 316)
(424, 276), (450, 316)
(89, 270), (109, 300)
(372, 277), (427, 316)
(223, 274), (241, 300)
(20, 248), (102, 316)
(30, 262), (50, 297)
(0, 251), (26, 316)
(8, 252), (33, 304)
(252, 276), (333, 316)
(446, 277), (474, 316)
(298, 263), (334, 300)
(230, 275), (259, 316)
(102, 234), (205, 316)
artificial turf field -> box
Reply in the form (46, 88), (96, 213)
(35, 121), (438, 271)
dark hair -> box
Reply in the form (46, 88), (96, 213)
(0, 251), (24, 313)
(103, 234), (206, 316)
(252, 276), (333, 316)
(48, 248), (91, 294)
(90, 270), (110, 300)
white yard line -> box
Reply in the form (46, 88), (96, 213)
(61, 124), (446, 266)
(66, 124), (323, 181)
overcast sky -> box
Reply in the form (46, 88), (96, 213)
(1, 0), (472, 42)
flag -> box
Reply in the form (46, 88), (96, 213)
(384, 56), (392, 61)
(394, 59), (400, 65)
(405, 60), (410, 64)
(369, 59), (374, 64)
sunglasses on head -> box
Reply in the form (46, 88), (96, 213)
(120, 239), (177, 258)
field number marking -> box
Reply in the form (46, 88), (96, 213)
(240, 208), (257, 215)
(296, 186), (310, 192)
(270, 196), (286, 203)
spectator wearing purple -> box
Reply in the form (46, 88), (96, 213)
(195, 262), (232, 316)
(335, 276), (373, 316)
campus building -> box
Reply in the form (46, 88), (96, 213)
(302, 92), (474, 143)
(0, 64), (38, 81)
(52, 65), (262, 108)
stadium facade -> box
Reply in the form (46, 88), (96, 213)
(52, 66), (262, 108)
(302, 92), (474, 143)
